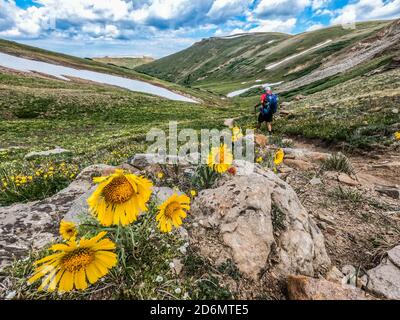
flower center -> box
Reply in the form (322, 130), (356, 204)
(165, 202), (181, 218)
(103, 176), (135, 204)
(61, 248), (94, 272)
(215, 150), (225, 164)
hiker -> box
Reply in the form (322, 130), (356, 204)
(254, 87), (279, 135)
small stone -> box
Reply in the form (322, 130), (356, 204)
(326, 226), (337, 236)
(179, 246), (187, 254)
(279, 165), (294, 174)
(376, 186), (400, 200)
(5, 291), (16, 300)
(317, 213), (335, 226)
(324, 171), (338, 180)
(284, 159), (314, 171)
(342, 265), (357, 276)
(224, 118), (235, 128)
(326, 267), (344, 283)
(392, 108), (399, 114)
(287, 275), (371, 300)
(310, 177), (322, 186)
(294, 94), (306, 101)
(171, 259), (184, 275)
(338, 173), (360, 187)
(255, 134), (269, 148)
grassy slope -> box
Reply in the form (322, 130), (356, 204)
(0, 70), (240, 166)
(234, 67), (400, 150)
(0, 39), (221, 105)
(92, 57), (155, 69)
(0, 40), (246, 206)
(136, 21), (391, 94)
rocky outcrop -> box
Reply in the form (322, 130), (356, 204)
(189, 163), (331, 280)
(287, 275), (372, 300)
(366, 246), (400, 300)
(0, 164), (115, 270)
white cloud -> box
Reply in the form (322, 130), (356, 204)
(250, 18), (297, 33)
(331, 0), (400, 26)
(0, 0), (18, 31)
(207, 0), (251, 22)
(311, 0), (330, 10)
(1, 0), (399, 58)
(254, 0), (311, 18)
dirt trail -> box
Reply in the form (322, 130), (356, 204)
(292, 138), (400, 187)
(278, 137), (400, 271)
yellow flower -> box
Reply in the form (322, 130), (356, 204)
(59, 220), (77, 241)
(207, 144), (234, 173)
(87, 169), (153, 227)
(232, 127), (244, 142)
(2, 182), (7, 188)
(190, 190), (197, 197)
(274, 149), (285, 166)
(157, 172), (164, 179)
(395, 131), (400, 141)
(156, 194), (190, 233)
(256, 157), (263, 163)
(232, 127), (241, 135)
(28, 232), (117, 293)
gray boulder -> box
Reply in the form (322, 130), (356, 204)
(367, 246), (400, 300)
(189, 164), (331, 280)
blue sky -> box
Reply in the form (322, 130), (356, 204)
(1, 0), (400, 58)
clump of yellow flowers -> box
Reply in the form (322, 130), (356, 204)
(0, 162), (80, 205)
(28, 168), (192, 294)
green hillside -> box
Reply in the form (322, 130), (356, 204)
(92, 56), (155, 69)
(136, 21), (391, 94)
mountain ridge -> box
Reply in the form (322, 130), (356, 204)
(136, 20), (397, 95)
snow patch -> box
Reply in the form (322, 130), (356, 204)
(227, 81), (284, 98)
(265, 40), (332, 70)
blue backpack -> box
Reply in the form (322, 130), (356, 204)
(262, 94), (279, 114)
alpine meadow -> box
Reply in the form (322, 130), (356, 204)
(0, 0), (400, 303)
